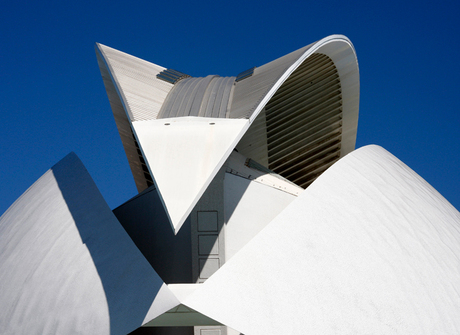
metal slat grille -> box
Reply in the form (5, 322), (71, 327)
(235, 109), (269, 166)
(157, 68), (191, 84)
(130, 129), (154, 188)
(265, 53), (343, 189)
(235, 67), (256, 82)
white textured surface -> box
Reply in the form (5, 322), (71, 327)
(223, 172), (298, 260)
(133, 117), (249, 233)
(97, 43), (173, 121)
(0, 153), (179, 335)
(185, 145), (460, 334)
(96, 47), (150, 192)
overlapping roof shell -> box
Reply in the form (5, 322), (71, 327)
(96, 34), (360, 233)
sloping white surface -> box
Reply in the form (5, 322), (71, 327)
(185, 145), (460, 334)
(133, 117), (249, 233)
(96, 43), (173, 121)
(223, 172), (298, 261)
(0, 153), (179, 335)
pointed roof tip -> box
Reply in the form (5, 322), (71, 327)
(50, 151), (82, 171)
(170, 219), (182, 236)
(162, 189), (202, 236)
(94, 42), (103, 51)
(170, 210), (193, 235)
(95, 43), (121, 57)
(94, 43), (107, 58)
(165, 210), (182, 236)
(171, 224), (180, 236)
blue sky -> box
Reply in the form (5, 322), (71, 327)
(1, 0), (459, 216)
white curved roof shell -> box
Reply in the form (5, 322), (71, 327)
(4, 35), (460, 334)
(0, 153), (179, 335)
(184, 145), (460, 334)
(2, 146), (459, 334)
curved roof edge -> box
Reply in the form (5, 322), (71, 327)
(230, 35), (359, 158)
(96, 43), (174, 122)
(96, 43), (176, 192)
(96, 45), (151, 192)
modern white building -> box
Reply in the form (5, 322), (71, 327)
(0, 35), (459, 335)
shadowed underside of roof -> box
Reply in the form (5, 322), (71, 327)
(237, 53), (343, 189)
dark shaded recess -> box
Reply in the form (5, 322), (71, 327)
(131, 128), (154, 188)
(129, 326), (193, 335)
(113, 187), (192, 284)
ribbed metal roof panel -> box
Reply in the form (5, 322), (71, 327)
(201, 77), (222, 117)
(96, 47), (153, 192)
(217, 77), (235, 118)
(163, 78), (199, 118)
(97, 43), (173, 122)
(157, 76), (235, 119)
(229, 43), (315, 119)
(189, 75), (217, 117)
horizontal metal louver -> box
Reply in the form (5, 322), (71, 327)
(235, 67), (256, 82)
(264, 53), (343, 189)
(156, 68), (191, 84)
(130, 128), (154, 188)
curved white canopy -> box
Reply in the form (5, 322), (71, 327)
(183, 145), (460, 334)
